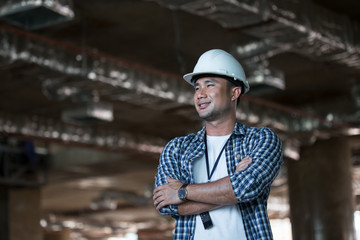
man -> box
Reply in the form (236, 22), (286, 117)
(153, 49), (283, 240)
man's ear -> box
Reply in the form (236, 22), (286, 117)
(231, 86), (242, 101)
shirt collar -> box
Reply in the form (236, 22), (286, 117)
(194, 120), (246, 142)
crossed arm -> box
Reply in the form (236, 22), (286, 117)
(153, 156), (252, 215)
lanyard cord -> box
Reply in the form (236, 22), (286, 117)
(204, 134), (230, 181)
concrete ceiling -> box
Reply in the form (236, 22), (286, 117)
(0, 0), (360, 239)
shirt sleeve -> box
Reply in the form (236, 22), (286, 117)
(229, 127), (283, 202)
(154, 137), (183, 216)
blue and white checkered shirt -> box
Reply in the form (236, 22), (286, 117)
(154, 121), (283, 240)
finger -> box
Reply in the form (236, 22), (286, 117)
(154, 196), (161, 207)
(236, 159), (252, 172)
(153, 186), (160, 195)
(154, 194), (164, 206)
(237, 157), (252, 165)
(155, 199), (166, 210)
(240, 159), (251, 166)
(156, 202), (162, 210)
(241, 156), (249, 161)
(153, 185), (164, 195)
(243, 156), (252, 161)
(241, 159), (251, 165)
(167, 177), (177, 182)
(153, 192), (159, 201)
(153, 191), (162, 202)
(155, 200), (162, 210)
(236, 161), (248, 169)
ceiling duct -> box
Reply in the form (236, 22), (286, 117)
(0, 0), (74, 30)
(0, 112), (166, 154)
(151, 0), (265, 29)
(42, 77), (110, 124)
(232, 40), (289, 64)
(42, 78), (81, 101)
(231, 41), (286, 95)
(61, 102), (114, 125)
(150, 0), (360, 71)
(0, 24), (356, 135)
(247, 65), (285, 95)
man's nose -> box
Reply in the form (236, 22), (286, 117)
(196, 88), (206, 99)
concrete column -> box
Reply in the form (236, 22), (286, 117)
(0, 186), (42, 240)
(287, 137), (354, 240)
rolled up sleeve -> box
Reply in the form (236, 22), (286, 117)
(229, 127), (283, 202)
(154, 138), (183, 216)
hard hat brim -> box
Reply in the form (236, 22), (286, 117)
(183, 71), (250, 94)
(183, 71), (234, 86)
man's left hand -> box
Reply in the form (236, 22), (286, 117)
(153, 177), (184, 210)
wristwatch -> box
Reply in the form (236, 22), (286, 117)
(178, 184), (188, 201)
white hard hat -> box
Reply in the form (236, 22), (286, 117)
(183, 49), (249, 94)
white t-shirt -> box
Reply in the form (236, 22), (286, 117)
(192, 134), (247, 240)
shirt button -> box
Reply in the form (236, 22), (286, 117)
(236, 154), (241, 159)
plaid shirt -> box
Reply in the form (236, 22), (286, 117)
(154, 121), (283, 240)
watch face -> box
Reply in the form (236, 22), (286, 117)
(178, 187), (186, 200)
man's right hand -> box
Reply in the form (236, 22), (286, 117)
(153, 177), (184, 210)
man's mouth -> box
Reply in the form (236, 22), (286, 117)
(198, 102), (210, 110)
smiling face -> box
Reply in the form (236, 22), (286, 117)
(193, 76), (237, 122)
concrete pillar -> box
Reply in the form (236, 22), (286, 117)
(287, 137), (354, 240)
(0, 186), (42, 240)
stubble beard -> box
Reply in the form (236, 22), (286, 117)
(197, 104), (231, 122)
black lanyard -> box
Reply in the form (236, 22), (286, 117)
(204, 134), (230, 182)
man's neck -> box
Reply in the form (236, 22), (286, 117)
(205, 118), (236, 136)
